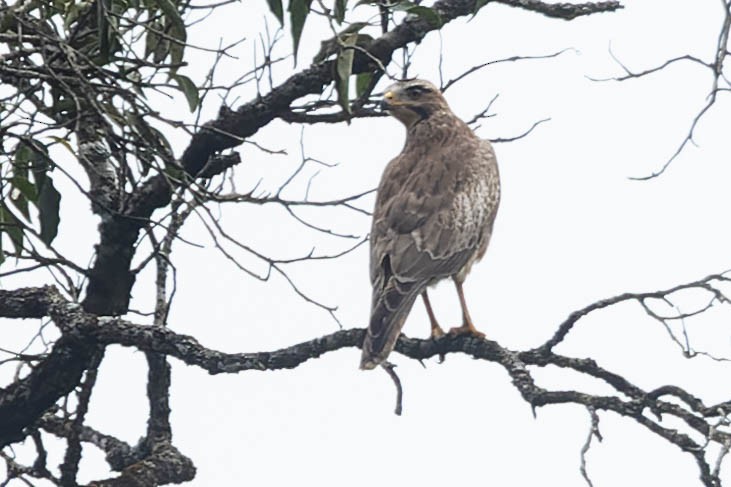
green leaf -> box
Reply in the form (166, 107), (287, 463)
(334, 0), (347, 24)
(28, 148), (51, 192)
(173, 74), (199, 112)
(147, 125), (174, 160)
(154, 36), (171, 64)
(22, 142), (60, 245)
(0, 208), (5, 267)
(16, 139), (52, 193)
(10, 177), (36, 220)
(289, 0), (312, 63)
(48, 136), (75, 155)
(10, 191), (30, 220)
(10, 156), (34, 218)
(63, 1), (81, 30)
(136, 146), (155, 176)
(163, 164), (185, 182)
(167, 25), (186, 70)
(12, 147), (29, 179)
(354, 0), (375, 7)
(126, 70), (146, 98)
(11, 140), (56, 241)
(392, 3), (442, 26)
(355, 72), (373, 98)
(111, 0), (129, 11)
(12, 176), (38, 203)
(473, 0), (489, 15)
(14, 143), (33, 169)
(155, 0), (186, 71)
(0, 205), (24, 255)
(155, 0), (185, 34)
(127, 114), (174, 162)
(144, 21), (163, 60)
(100, 102), (129, 129)
(98, 0), (112, 61)
(266, 0), (284, 24)
(37, 176), (61, 246)
(390, 1), (413, 10)
(335, 33), (358, 114)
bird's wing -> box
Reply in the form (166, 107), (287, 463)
(370, 138), (495, 284)
(361, 138), (495, 369)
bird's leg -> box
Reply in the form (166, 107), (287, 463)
(421, 291), (445, 339)
(448, 280), (486, 338)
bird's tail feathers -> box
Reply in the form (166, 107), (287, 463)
(360, 278), (421, 370)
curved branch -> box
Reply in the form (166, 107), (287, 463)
(40, 415), (137, 472)
(85, 442), (195, 487)
(535, 271), (731, 353)
(494, 0), (622, 20)
(3, 268), (730, 485)
(78, 316), (730, 483)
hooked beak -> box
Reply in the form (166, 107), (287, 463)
(380, 90), (396, 111)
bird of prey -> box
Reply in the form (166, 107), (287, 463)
(360, 79), (501, 370)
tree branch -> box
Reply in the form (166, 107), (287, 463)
(40, 415), (137, 472)
(494, 0), (623, 20)
(82, 0), (625, 316)
(0, 335), (96, 447)
(3, 264), (730, 485)
(85, 442), (195, 487)
(0, 286), (62, 319)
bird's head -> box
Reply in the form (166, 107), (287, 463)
(380, 79), (448, 127)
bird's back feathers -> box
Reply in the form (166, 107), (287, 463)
(361, 83), (500, 369)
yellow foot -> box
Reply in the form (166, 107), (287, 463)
(448, 324), (486, 339)
(430, 326), (446, 340)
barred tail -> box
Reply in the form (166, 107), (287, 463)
(360, 278), (422, 370)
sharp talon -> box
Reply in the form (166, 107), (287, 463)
(448, 325), (486, 339)
(430, 326), (445, 340)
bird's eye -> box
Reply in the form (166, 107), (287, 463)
(405, 85), (429, 97)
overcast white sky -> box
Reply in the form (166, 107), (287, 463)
(3, 0), (731, 485)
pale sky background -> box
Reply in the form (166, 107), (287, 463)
(3, 0), (731, 485)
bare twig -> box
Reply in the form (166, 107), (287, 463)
(589, 2), (730, 179)
(381, 361), (404, 416)
(491, 118), (551, 143)
(579, 406), (602, 487)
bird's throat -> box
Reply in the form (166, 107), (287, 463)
(406, 105), (430, 121)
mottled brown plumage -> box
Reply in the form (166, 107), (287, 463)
(360, 79), (500, 370)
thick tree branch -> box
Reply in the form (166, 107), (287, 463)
(0, 286), (61, 319)
(0, 335), (95, 447)
(42, 414), (195, 484)
(40, 415), (138, 472)
(85, 442), (195, 487)
(494, 0), (623, 20)
(2, 263), (729, 485)
(60, 349), (104, 487)
(74, 316), (731, 480)
(0, 288), (93, 447)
